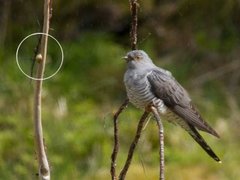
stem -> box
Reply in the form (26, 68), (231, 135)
(129, 0), (138, 50)
(119, 111), (150, 180)
(34, 0), (52, 179)
(111, 99), (129, 180)
(151, 106), (164, 180)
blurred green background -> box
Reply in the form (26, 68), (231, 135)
(0, 0), (240, 179)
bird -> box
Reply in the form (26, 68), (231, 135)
(123, 50), (221, 163)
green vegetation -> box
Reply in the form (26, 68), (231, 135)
(1, 0), (240, 179)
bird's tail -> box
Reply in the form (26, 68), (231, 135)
(188, 124), (221, 163)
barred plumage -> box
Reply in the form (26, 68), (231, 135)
(124, 70), (155, 109)
(123, 50), (221, 163)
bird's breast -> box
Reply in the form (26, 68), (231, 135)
(124, 71), (156, 109)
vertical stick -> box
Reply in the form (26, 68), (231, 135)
(118, 111), (150, 180)
(151, 107), (164, 180)
(34, 0), (52, 179)
(129, 0), (138, 50)
(111, 99), (129, 180)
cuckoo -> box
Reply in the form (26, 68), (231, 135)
(123, 50), (221, 163)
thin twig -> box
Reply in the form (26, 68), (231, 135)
(33, 0), (52, 179)
(31, 35), (41, 79)
(151, 106), (164, 180)
(129, 0), (139, 50)
(143, 115), (152, 131)
(110, 98), (129, 180)
(118, 111), (150, 180)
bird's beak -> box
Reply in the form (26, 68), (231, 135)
(122, 56), (129, 61)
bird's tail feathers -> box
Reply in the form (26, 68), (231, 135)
(188, 124), (221, 163)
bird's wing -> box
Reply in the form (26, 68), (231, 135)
(147, 69), (219, 137)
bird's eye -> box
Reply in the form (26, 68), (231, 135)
(135, 55), (141, 60)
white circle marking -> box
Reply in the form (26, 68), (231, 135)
(16, 32), (64, 80)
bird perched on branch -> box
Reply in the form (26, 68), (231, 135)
(123, 50), (221, 163)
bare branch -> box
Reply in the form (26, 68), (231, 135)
(118, 111), (150, 180)
(151, 106), (165, 180)
(33, 0), (52, 179)
(129, 0), (139, 50)
(111, 99), (129, 180)
(110, 0), (139, 178)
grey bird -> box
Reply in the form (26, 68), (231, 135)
(123, 50), (221, 163)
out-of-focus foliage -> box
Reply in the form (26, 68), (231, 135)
(0, 0), (240, 179)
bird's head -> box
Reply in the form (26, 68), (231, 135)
(123, 50), (153, 69)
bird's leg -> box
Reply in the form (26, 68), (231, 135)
(152, 99), (167, 115)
